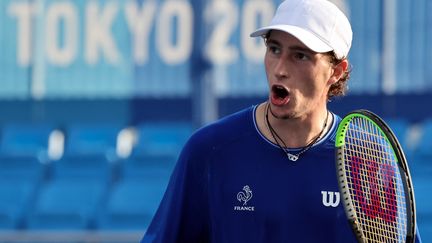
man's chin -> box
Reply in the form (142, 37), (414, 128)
(268, 104), (295, 120)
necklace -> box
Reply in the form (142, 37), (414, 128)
(264, 104), (329, 162)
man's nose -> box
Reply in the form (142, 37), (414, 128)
(274, 58), (289, 79)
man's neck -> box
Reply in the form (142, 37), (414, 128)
(256, 102), (331, 148)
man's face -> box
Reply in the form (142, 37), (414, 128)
(264, 30), (335, 120)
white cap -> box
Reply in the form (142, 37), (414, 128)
(250, 0), (352, 59)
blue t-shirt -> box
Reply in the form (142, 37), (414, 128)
(142, 105), (421, 243)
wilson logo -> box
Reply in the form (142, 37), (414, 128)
(321, 191), (340, 207)
(351, 156), (397, 223)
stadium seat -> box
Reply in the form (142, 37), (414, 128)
(131, 122), (193, 158)
(0, 124), (55, 230)
(115, 122), (191, 186)
(414, 177), (432, 214)
(0, 179), (36, 229)
(385, 118), (410, 144)
(51, 153), (114, 182)
(415, 119), (432, 156)
(26, 179), (106, 230)
(54, 123), (124, 182)
(385, 118), (411, 157)
(0, 123), (55, 162)
(116, 122), (191, 181)
(0, 155), (46, 183)
(410, 119), (432, 177)
(121, 153), (175, 180)
(0, 156), (48, 232)
(93, 122), (192, 230)
(97, 177), (169, 230)
(63, 123), (123, 160)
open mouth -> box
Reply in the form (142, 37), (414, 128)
(271, 85), (290, 105)
(273, 85), (289, 98)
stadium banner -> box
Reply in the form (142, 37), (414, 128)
(0, 0), (282, 98)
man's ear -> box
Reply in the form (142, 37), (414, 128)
(329, 59), (348, 85)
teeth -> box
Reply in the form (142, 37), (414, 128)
(273, 85), (288, 98)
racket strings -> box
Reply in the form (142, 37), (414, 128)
(344, 117), (407, 242)
(349, 126), (405, 242)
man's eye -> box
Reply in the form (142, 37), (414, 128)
(294, 52), (308, 60)
(268, 45), (281, 54)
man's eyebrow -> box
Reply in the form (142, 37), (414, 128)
(266, 38), (316, 54)
(265, 39), (280, 46)
(288, 45), (316, 54)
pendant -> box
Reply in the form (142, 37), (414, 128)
(287, 153), (299, 161)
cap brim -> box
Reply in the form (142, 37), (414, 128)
(250, 24), (333, 53)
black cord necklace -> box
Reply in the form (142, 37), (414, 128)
(265, 103), (329, 162)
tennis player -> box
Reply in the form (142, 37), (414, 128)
(141, 0), (421, 242)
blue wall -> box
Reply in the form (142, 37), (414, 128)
(1, 0), (432, 100)
(1, 93), (431, 127)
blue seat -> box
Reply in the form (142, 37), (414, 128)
(386, 118), (410, 145)
(0, 123), (54, 161)
(385, 118), (412, 158)
(132, 122), (193, 158)
(55, 123), (124, 182)
(0, 124), (53, 229)
(97, 178), (169, 230)
(121, 153), (175, 180)
(0, 155), (46, 183)
(0, 179), (36, 229)
(51, 154), (113, 182)
(415, 119), (432, 157)
(26, 179), (106, 230)
(413, 177), (432, 216)
(118, 122), (191, 182)
(64, 123), (123, 160)
(410, 119), (432, 177)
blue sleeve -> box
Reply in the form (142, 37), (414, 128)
(140, 133), (210, 243)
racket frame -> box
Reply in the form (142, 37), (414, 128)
(335, 109), (416, 243)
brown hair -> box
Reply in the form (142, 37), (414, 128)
(327, 52), (351, 100)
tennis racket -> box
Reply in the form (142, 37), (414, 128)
(335, 110), (416, 243)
